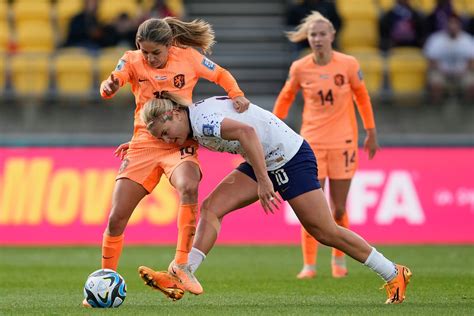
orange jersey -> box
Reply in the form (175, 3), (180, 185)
(273, 51), (375, 149)
(100, 46), (244, 148)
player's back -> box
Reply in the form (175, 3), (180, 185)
(189, 97), (303, 170)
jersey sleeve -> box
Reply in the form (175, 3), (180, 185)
(193, 109), (225, 138)
(348, 57), (376, 129)
(189, 48), (244, 99)
(273, 62), (300, 119)
(100, 52), (133, 99)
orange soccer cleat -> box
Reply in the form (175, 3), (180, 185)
(331, 264), (348, 278)
(138, 266), (185, 301)
(168, 260), (203, 295)
(382, 264), (412, 304)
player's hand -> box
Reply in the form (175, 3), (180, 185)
(232, 96), (250, 113)
(364, 129), (380, 160)
(102, 74), (120, 96)
(114, 142), (130, 160)
(257, 176), (281, 214)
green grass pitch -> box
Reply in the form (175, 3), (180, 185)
(0, 245), (473, 315)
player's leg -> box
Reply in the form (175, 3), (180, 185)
(151, 168), (258, 299)
(297, 148), (327, 279)
(164, 142), (203, 294)
(326, 147), (357, 277)
(328, 179), (351, 278)
(289, 189), (411, 303)
(189, 168), (259, 272)
(103, 178), (148, 270)
(195, 169), (259, 254)
(297, 178), (326, 279)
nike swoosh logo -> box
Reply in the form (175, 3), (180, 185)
(281, 187), (290, 193)
(138, 78), (148, 82)
(102, 255), (113, 259)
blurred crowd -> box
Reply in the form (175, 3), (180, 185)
(287, 0), (474, 104)
(0, 0), (473, 105)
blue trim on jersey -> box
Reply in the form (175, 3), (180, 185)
(236, 140), (321, 200)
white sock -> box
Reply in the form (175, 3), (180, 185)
(188, 247), (206, 273)
(364, 247), (397, 282)
(302, 264), (316, 272)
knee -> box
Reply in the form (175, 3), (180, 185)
(107, 207), (130, 235)
(308, 224), (339, 247)
(201, 197), (221, 220)
(175, 180), (199, 200)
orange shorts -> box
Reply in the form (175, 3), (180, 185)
(116, 139), (200, 193)
(312, 146), (358, 180)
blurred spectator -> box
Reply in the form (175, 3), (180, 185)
(379, 0), (425, 51)
(424, 14), (474, 103)
(63, 0), (104, 50)
(425, 0), (457, 37)
(102, 13), (137, 48)
(286, 0), (342, 54)
(142, 0), (176, 20)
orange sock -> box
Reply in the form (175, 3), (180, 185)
(301, 226), (318, 266)
(101, 233), (124, 271)
(332, 212), (349, 259)
(175, 204), (198, 264)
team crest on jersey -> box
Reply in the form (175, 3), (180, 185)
(173, 74), (185, 88)
(202, 57), (216, 70)
(202, 124), (215, 136)
(334, 74), (345, 86)
(115, 59), (126, 71)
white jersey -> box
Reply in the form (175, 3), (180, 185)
(189, 96), (304, 171)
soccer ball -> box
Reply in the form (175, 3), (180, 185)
(83, 269), (127, 308)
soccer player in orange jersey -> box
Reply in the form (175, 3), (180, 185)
(83, 17), (249, 306)
(273, 12), (380, 279)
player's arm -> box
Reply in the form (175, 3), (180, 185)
(220, 118), (280, 213)
(273, 63), (300, 119)
(100, 53), (132, 99)
(190, 49), (249, 112)
(349, 58), (379, 159)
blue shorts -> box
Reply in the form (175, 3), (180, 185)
(236, 140), (321, 200)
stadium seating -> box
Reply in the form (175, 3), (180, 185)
(337, 0), (378, 50)
(339, 19), (379, 51)
(0, 20), (9, 53)
(387, 48), (427, 95)
(414, 0), (436, 14)
(16, 20), (55, 53)
(0, 54), (5, 91)
(12, 0), (52, 24)
(346, 48), (384, 94)
(377, 0), (395, 12)
(53, 49), (94, 95)
(97, 0), (139, 23)
(11, 53), (50, 96)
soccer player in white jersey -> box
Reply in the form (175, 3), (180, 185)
(137, 93), (411, 304)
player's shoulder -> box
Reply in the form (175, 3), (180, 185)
(292, 54), (313, 69)
(170, 46), (201, 59)
(333, 51), (358, 65)
(121, 50), (142, 61)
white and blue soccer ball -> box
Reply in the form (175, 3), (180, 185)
(83, 269), (127, 308)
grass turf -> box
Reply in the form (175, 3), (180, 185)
(0, 245), (472, 315)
